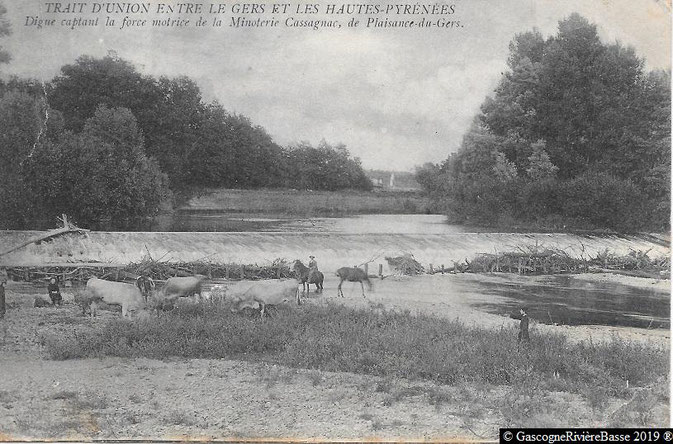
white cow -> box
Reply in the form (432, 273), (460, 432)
(85, 278), (145, 318)
(144, 275), (209, 312)
(159, 276), (207, 300)
(230, 279), (300, 319)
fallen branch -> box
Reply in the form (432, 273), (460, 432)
(0, 215), (89, 257)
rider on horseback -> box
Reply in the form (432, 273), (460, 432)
(308, 255), (319, 281)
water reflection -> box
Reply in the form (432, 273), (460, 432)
(156, 212), (494, 233)
(472, 275), (670, 329)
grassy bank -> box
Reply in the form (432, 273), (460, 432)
(184, 188), (431, 216)
(45, 303), (668, 401)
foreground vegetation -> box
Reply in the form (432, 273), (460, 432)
(46, 303), (668, 404)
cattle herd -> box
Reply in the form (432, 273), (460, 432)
(75, 262), (374, 320)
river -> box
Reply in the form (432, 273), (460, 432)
(150, 212), (491, 233)
(1, 212), (669, 331)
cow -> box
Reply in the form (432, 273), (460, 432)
(230, 279), (300, 319)
(85, 277), (145, 318)
(159, 275), (207, 300)
(143, 275), (209, 314)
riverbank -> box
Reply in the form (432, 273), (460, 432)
(0, 273), (668, 440)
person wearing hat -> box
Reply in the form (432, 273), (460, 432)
(308, 255), (319, 282)
(511, 306), (530, 343)
(48, 277), (63, 306)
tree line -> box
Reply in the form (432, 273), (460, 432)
(0, 52), (372, 229)
(416, 14), (670, 232)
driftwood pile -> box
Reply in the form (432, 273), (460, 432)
(385, 253), (425, 275)
(5, 264), (124, 284)
(466, 248), (583, 274)
(452, 246), (670, 277)
(591, 248), (670, 271)
(120, 257), (294, 281)
(4, 257), (295, 284)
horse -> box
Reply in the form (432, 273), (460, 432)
(336, 267), (371, 298)
(292, 260), (324, 293)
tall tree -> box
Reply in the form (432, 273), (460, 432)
(424, 13), (670, 231)
(0, 2), (10, 66)
(48, 54), (160, 132)
(0, 91), (46, 227)
(23, 105), (171, 228)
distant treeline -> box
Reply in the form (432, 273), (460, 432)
(0, 54), (372, 229)
(416, 14), (670, 232)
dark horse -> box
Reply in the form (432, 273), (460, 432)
(292, 260), (324, 293)
(336, 267), (371, 298)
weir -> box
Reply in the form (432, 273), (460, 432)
(0, 231), (668, 274)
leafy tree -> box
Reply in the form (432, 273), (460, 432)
(421, 14), (670, 231)
(414, 162), (442, 194)
(145, 76), (205, 188)
(48, 55), (160, 132)
(0, 91), (46, 227)
(492, 152), (518, 182)
(47, 56), (198, 189)
(0, 2), (10, 66)
(525, 140), (558, 180)
(287, 141), (372, 191)
(23, 105), (171, 228)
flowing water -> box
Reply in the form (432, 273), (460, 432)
(150, 212), (493, 233)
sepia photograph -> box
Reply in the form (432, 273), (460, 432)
(0, 0), (670, 441)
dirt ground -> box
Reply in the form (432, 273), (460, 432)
(0, 273), (669, 441)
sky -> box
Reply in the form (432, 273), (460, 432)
(1, 0), (670, 171)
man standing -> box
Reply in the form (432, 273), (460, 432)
(0, 279), (6, 319)
(511, 307), (530, 343)
(0, 279), (6, 345)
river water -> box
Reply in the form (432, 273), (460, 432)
(157, 212), (670, 330)
(5, 212), (670, 330)
(152, 212), (491, 233)
(468, 274), (670, 329)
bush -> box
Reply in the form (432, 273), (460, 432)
(557, 173), (647, 232)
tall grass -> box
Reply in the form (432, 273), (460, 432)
(46, 303), (668, 396)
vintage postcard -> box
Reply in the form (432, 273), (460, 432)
(0, 0), (670, 441)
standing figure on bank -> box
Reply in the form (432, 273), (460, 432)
(0, 279), (6, 344)
(511, 306), (530, 343)
(308, 255), (319, 282)
(48, 277), (62, 306)
(0, 279), (6, 319)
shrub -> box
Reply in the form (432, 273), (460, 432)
(557, 173), (648, 232)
